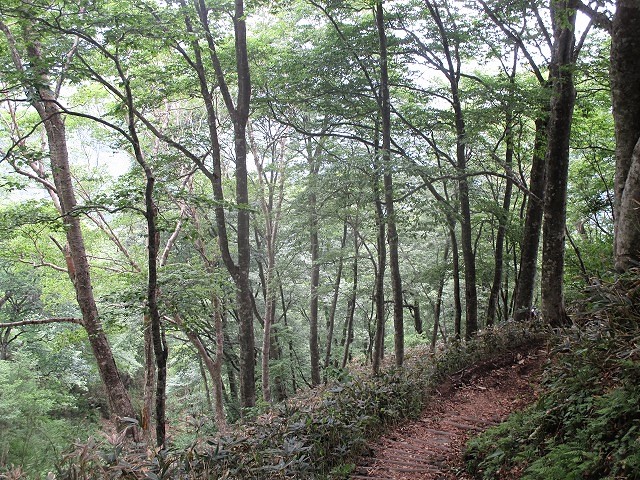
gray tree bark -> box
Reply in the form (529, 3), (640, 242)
(513, 118), (548, 321)
(611, 0), (640, 271)
(376, 0), (404, 367)
(540, 0), (577, 326)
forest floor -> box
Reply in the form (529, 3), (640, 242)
(352, 345), (546, 479)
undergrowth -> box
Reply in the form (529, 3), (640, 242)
(41, 323), (542, 480)
(465, 271), (640, 479)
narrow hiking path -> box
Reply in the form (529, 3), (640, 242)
(352, 347), (545, 479)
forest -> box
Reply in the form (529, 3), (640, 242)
(0, 0), (638, 478)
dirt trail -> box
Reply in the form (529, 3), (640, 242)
(352, 348), (545, 479)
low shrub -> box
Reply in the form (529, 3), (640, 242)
(54, 322), (543, 479)
(465, 271), (640, 479)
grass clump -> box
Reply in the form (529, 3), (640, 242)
(465, 272), (640, 479)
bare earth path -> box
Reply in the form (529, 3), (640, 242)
(352, 348), (545, 480)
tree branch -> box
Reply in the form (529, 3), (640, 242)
(576, 0), (612, 33)
(0, 317), (83, 329)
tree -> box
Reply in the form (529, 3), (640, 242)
(324, 220), (349, 375)
(177, 0), (256, 409)
(486, 52), (518, 326)
(403, 0), (479, 338)
(306, 131), (324, 386)
(249, 119), (288, 402)
(372, 142), (388, 373)
(0, 266), (44, 360)
(0, 15), (138, 429)
(341, 220), (360, 368)
(476, 0), (552, 323)
(609, 0), (640, 272)
(540, 0), (579, 326)
(513, 115), (548, 321)
(375, 0), (404, 367)
(66, 0), (259, 410)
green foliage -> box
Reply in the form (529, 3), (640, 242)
(0, 354), (98, 478)
(465, 275), (640, 479)
(0, 201), (64, 238)
(55, 323), (543, 479)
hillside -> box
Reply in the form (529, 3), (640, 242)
(1, 0), (639, 478)
(52, 274), (640, 480)
(49, 324), (543, 479)
(465, 275), (640, 479)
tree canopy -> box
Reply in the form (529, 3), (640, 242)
(0, 0), (635, 476)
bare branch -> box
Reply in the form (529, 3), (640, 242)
(576, 0), (612, 33)
(0, 317), (83, 329)
(55, 35), (81, 97)
(17, 256), (68, 273)
(574, 18), (594, 61)
(74, 183), (142, 273)
(8, 162), (59, 193)
(476, 0), (546, 85)
(1, 115), (52, 165)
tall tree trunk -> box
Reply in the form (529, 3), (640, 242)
(132, 119), (167, 447)
(431, 240), (450, 352)
(187, 331), (226, 430)
(372, 164), (387, 374)
(364, 280), (376, 363)
(412, 301), (422, 334)
(457, 136), (478, 339)
(269, 329), (288, 401)
(279, 283), (298, 393)
(487, 112), (515, 326)
(186, 0), (255, 409)
(540, 0), (576, 327)
(425, 0), (478, 338)
(184, 298), (226, 431)
(198, 357), (213, 412)
(0, 27), (138, 428)
(188, 211), (229, 426)
(141, 315), (155, 442)
(225, 361), (240, 421)
(477, 0), (554, 323)
(375, 0), (404, 367)
(113, 63), (168, 446)
(513, 117), (548, 321)
(611, 0), (640, 271)
(324, 221), (348, 374)
(448, 219), (462, 339)
(308, 149), (322, 386)
(424, 0), (478, 338)
(234, 118), (256, 410)
(0, 328), (11, 361)
(302, 129), (330, 387)
(341, 230), (360, 369)
(250, 126), (286, 405)
(261, 294), (274, 404)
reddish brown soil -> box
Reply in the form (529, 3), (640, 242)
(352, 348), (545, 479)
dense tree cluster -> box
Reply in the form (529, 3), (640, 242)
(0, 0), (635, 473)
